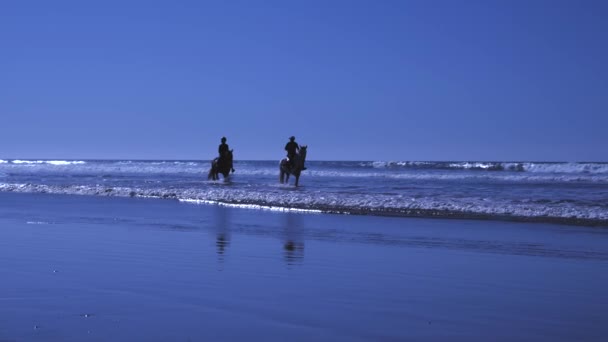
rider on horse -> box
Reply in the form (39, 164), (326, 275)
(218, 137), (235, 173)
(285, 136), (306, 170)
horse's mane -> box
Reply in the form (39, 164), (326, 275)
(293, 146), (307, 168)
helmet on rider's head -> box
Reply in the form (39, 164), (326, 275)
(289, 136), (295, 141)
(221, 137), (227, 142)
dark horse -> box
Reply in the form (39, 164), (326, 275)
(279, 145), (307, 187)
(208, 150), (234, 181)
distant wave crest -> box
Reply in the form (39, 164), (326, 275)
(3, 159), (607, 174)
(1, 160), (607, 183)
(369, 161), (608, 174)
(10, 160), (86, 165)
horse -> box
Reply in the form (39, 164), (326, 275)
(279, 145), (307, 187)
(208, 149), (234, 181)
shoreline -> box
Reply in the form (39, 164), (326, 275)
(181, 198), (608, 227)
(2, 188), (607, 228)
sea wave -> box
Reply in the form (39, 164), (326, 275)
(3, 159), (607, 174)
(1, 182), (606, 226)
(10, 160), (86, 165)
(304, 170), (608, 183)
(1, 165), (606, 184)
(369, 161), (608, 173)
(205, 168), (606, 183)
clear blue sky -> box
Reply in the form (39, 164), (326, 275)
(1, 0), (607, 161)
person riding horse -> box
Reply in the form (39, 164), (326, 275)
(209, 137), (234, 180)
(218, 137), (235, 173)
(279, 145), (307, 186)
(285, 136), (306, 170)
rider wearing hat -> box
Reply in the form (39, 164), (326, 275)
(219, 137), (229, 157)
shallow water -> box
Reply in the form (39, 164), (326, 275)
(1, 159), (607, 225)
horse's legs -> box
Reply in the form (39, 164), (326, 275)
(295, 175), (299, 187)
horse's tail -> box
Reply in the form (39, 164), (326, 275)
(280, 158), (289, 170)
(208, 159), (218, 180)
(279, 158), (289, 183)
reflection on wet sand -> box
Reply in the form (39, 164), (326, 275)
(213, 205), (231, 265)
(207, 207), (307, 268)
(216, 233), (229, 255)
(283, 213), (304, 266)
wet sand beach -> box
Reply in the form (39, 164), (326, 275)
(1, 192), (607, 341)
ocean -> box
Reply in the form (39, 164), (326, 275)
(1, 159), (607, 226)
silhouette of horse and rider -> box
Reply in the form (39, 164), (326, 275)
(280, 136), (307, 187)
(208, 137), (235, 181)
(207, 136), (308, 186)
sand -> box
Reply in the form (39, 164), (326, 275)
(1, 192), (607, 341)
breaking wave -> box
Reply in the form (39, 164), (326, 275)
(10, 160), (87, 165)
(369, 161), (608, 174)
(1, 160), (606, 182)
(1, 182), (606, 226)
(2, 159), (606, 227)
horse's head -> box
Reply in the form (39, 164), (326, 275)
(293, 145), (307, 169)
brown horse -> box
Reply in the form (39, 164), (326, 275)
(279, 145), (307, 187)
(208, 150), (234, 181)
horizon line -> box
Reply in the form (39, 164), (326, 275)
(1, 157), (607, 163)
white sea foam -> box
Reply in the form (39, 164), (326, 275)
(12, 160), (43, 164)
(179, 198), (324, 214)
(370, 161), (434, 168)
(301, 170), (607, 183)
(522, 163), (608, 174)
(369, 161), (608, 174)
(450, 162), (499, 170)
(0, 182), (606, 224)
(0, 160), (7, 164)
(46, 160), (86, 165)
(10, 160), (86, 165)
